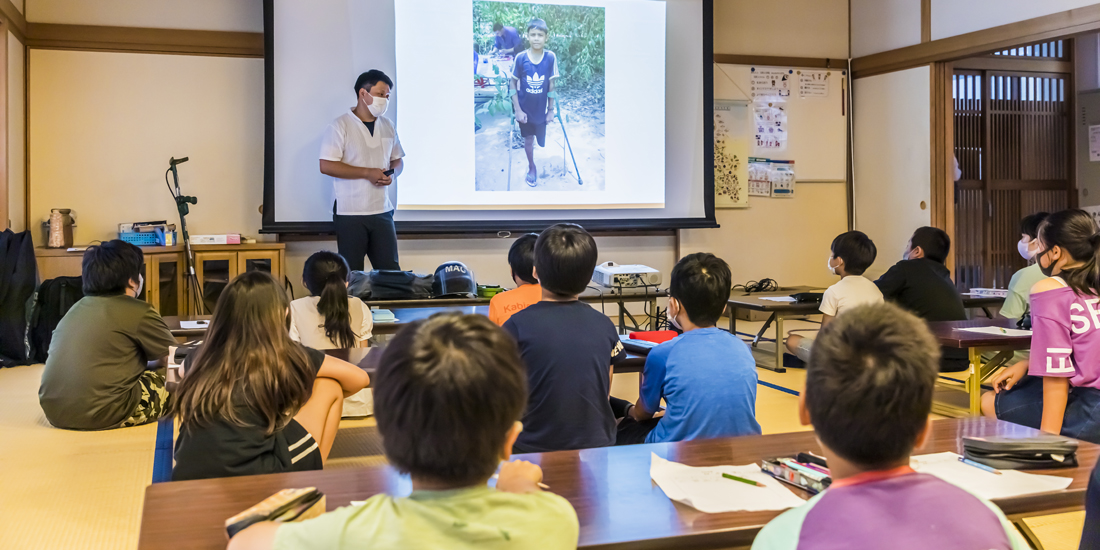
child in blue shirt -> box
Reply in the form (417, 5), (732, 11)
(510, 18), (559, 186)
(616, 253), (761, 445)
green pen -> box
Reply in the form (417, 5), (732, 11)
(722, 472), (766, 487)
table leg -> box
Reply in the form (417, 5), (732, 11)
(982, 307), (993, 319)
(618, 298), (626, 334)
(650, 296), (658, 330)
(772, 313), (786, 373)
(968, 348), (982, 415)
(728, 305), (737, 334)
(753, 313), (776, 347)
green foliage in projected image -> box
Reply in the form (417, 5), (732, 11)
(473, 1), (605, 93)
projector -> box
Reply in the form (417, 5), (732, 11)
(592, 262), (661, 288)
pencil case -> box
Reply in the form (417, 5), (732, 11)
(225, 487), (326, 538)
(761, 457), (831, 494)
(962, 435), (1078, 470)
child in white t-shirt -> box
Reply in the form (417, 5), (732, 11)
(786, 231), (884, 362)
(290, 251), (374, 415)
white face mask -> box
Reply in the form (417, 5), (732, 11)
(1018, 238), (1037, 261)
(367, 96), (389, 117)
(826, 256), (837, 275)
(133, 274), (144, 297)
(667, 299), (682, 331)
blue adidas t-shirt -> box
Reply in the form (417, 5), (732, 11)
(511, 49), (559, 123)
(640, 327), (761, 443)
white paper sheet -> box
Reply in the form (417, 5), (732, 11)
(650, 453), (805, 514)
(958, 327), (1032, 337)
(179, 321), (209, 330)
(911, 452), (1072, 500)
(759, 296), (797, 302)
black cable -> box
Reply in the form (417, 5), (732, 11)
(732, 278), (779, 294)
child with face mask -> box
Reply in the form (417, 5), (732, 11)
(784, 231), (883, 365)
(983, 209), (1100, 444)
(1002, 212), (1050, 321)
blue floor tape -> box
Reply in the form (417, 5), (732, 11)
(757, 379), (800, 397)
(152, 417), (174, 483)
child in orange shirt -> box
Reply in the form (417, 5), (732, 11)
(489, 233), (542, 325)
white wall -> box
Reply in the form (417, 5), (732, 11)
(25, 0), (262, 32)
(714, 0), (848, 59)
(8, 31), (23, 232)
(28, 49), (264, 244)
(850, 0), (921, 58)
(931, 0), (1100, 41)
(853, 66), (931, 279)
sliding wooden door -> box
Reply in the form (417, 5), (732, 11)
(952, 41), (1073, 291)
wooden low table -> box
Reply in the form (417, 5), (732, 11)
(137, 418), (1097, 550)
(927, 318), (1031, 417)
(323, 344), (646, 375)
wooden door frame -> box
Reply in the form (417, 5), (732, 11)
(931, 61), (956, 273)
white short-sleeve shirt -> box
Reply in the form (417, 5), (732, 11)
(319, 110), (405, 216)
(288, 295), (373, 350)
(820, 275), (884, 317)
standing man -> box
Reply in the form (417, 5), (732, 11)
(319, 70), (404, 271)
(492, 22), (523, 56)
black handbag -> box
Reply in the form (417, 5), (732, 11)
(366, 270), (435, 300)
(962, 435), (1078, 470)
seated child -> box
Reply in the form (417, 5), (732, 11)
(785, 230), (882, 362)
(488, 233), (541, 326)
(1002, 211), (1049, 321)
(290, 250), (374, 416)
(1082, 461), (1100, 549)
(171, 271), (369, 481)
(39, 240), (177, 430)
(616, 252), (760, 445)
(503, 223), (626, 452)
(875, 226), (969, 371)
(752, 302), (1028, 550)
(226, 313), (579, 550)
(984, 209), (1100, 444)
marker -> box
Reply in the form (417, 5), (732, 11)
(779, 458), (828, 479)
(800, 462), (831, 475)
(722, 472), (767, 487)
(999, 327), (1008, 334)
(958, 457), (1002, 475)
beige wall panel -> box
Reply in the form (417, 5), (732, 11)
(931, 0), (1100, 41)
(7, 31), (22, 231)
(850, 0), (922, 58)
(714, 0), (848, 58)
(25, 0), (262, 32)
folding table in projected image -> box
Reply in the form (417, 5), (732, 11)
(927, 318), (1031, 417)
(726, 291), (1008, 374)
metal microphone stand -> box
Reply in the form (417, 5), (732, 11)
(167, 157), (206, 314)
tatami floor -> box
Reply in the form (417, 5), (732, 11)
(0, 314), (1078, 549)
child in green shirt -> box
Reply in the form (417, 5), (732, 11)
(227, 313), (579, 550)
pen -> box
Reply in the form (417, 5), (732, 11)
(490, 474), (550, 489)
(779, 458), (828, 479)
(722, 472), (767, 487)
(999, 327), (1008, 334)
(958, 457), (1002, 475)
(800, 462), (830, 475)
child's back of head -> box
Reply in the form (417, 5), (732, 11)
(82, 239), (144, 296)
(908, 226), (951, 264)
(830, 231), (877, 276)
(508, 233), (539, 285)
(534, 223), (597, 298)
(301, 251), (357, 348)
(375, 313), (527, 487)
(669, 253), (731, 327)
(806, 302), (939, 470)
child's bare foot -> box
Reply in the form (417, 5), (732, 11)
(526, 166), (537, 186)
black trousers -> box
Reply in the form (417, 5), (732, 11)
(610, 396), (659, 446)
(333, 207), (400, 272)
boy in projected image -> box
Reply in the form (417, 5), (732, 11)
(510, 18), (559, 187)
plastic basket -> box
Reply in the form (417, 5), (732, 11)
(119, 230), (175, 246)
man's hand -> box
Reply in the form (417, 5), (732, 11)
(496, 460), (544, 494)
(516, 110), (528, 124)
(362, 168), (389, 185)
(992, 360), (1029, 393)
(546, 109), (555, 123)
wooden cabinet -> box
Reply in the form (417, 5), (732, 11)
(35, 243), (285, 316)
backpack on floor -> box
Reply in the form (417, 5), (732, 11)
(366, 270), (435, 300)
(29, 276), (84, 363)
(0, 229), (37, 367)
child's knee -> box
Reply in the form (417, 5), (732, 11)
(785, 334), (801, 352)
(980, 391), (997, 417)
(312, 377), (343, 402)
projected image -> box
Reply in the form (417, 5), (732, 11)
(473, 1), (605, 191)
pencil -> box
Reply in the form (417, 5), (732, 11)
(490, 473), (550, 489)
(722, 472), (767, 487)
(958, 457), (1002, 475)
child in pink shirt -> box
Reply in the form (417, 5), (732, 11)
(983, 209), (1100, 443)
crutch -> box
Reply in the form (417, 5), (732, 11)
(550, 91), (582, 185)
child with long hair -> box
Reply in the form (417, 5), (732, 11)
(290, 251), (372, 349)
(984, 209), (1100, 444)
(171, 271), (370, 481)
(290, 251), (374, 416)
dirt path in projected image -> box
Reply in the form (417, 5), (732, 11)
(475, 104), (605, 192)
